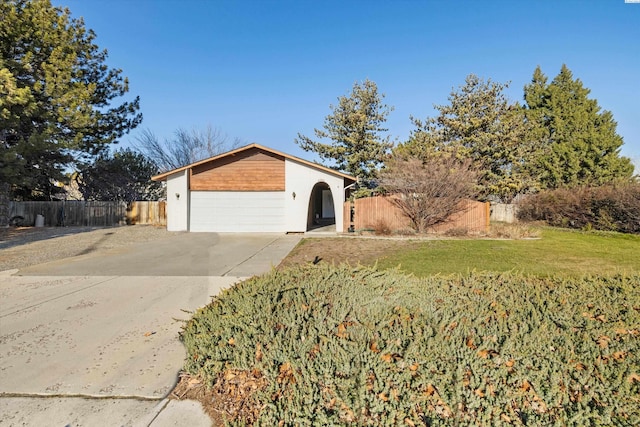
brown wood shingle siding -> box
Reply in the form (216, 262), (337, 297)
(189, 148), (286, 191)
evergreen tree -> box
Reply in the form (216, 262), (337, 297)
(398, 75), (535, 202)
(0, 0), (142, 200)
(295, 79), (393, 184)
(524, 65), (634, 188)
(78, 149), (163, 202)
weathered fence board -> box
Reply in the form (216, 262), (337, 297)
(127, 201), (167, 225)
(8, 201), (166, 227)
(490, 203), (518, 223)
(344, 196), (489, 233)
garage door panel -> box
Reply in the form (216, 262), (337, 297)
(190, 192), (285, 232)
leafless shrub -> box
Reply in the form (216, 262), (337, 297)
(443, 226), (470, 237)
(371, 219), (392, 235)
(487, 223), (541, 239)
(518, 184), (640, 234)
(379, 154), (480, 233)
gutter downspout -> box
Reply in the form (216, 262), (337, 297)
(344, 181), (357, 193)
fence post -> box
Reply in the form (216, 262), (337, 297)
(486, 202), (491, 230)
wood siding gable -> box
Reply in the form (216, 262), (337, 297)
(189, 147), (285, 191)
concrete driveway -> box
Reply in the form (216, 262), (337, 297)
(14, 232), (299, 277)
(0, 232), (301, 426)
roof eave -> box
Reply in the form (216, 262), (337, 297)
(150, 143), (357, 183)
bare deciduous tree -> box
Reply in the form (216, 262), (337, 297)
(134, 125), (242, 172)
(379, 154), (479, 233)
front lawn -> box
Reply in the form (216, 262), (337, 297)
(378, 228), (640, 277)
(280, 227), (640, 277)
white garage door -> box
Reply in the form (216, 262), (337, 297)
(189, 191), (286, 232)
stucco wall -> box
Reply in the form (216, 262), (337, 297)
(284, 159), (345, 232)
(166, 170), (189, 231)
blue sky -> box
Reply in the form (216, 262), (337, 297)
(60, 0), (640, 169)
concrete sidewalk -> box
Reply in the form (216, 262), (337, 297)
(1, 393), (214, 426)
(0, 233), (302, 426)
(0, 274), (237, 426)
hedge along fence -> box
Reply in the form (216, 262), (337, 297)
(181, 265), (640, 426)
(517, 184), (640, 234)
(8, 201), (166, 227)
(344, 196), (490, 234)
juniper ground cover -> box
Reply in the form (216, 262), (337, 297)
(181, 265), (640, 426)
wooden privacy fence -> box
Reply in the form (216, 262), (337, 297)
(8, 201), (166, 227)
(126, 201), (166, 226)
(343, 196), (490, 233)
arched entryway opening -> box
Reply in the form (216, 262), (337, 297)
(307, 182), (335, 231)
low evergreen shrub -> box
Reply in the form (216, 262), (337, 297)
(181, 265), (640, 426)
(517, 184), (640, 234)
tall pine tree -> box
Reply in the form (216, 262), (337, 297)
(397, 75), (534, 202)
(0, 0), (142, 201)
(524, 65), (633, 189)
(295, 79), (393, 184)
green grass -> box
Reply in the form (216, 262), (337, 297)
(377, 228), (640, 277)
